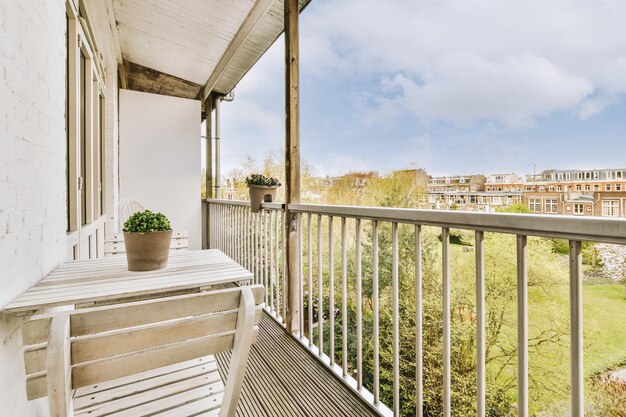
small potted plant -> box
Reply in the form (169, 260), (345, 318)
(123, 210), (173, 271)
(246, 174), (281, 213)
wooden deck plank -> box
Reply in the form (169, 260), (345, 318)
(217, 313), (377, 417)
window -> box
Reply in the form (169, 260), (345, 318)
(545, 199), (558, 214)
(557, 173), (563, 180)
(593, 171), (599, 179)
(577, 172), (583, 180)
(617, 171), (623, 179)
(557, 185), (562, 191)
(594, 185), (600, 191)
(459, 177), (465, 184)
(606, 184), (612, 191)
(65, 1), (107, 257)
(617, 184), (622, 192)
(585, 185), (590, 191)
(529, 198), (542, 212)
(565, 173), (571, 180)
(576, 184), (582, 191)
(585, 172), (591, 179)
(602, 200), (619, 217)
(574, 203), (584, 214)
(549, 186), (554, 191)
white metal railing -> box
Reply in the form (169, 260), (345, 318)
(208, 199), (626, 417)
(208, 200), (287, 322)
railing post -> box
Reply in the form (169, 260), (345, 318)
(569, 240), (584, 417)
(284, 0), (301, 335)
(204, 96), (213, 249)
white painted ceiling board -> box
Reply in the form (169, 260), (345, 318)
(113, 0), (311, 95)
(114, 0), (255, 84)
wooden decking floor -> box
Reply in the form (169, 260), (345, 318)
(216, 313), (378, 417)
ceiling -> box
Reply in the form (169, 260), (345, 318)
(111, 0), (310, 97)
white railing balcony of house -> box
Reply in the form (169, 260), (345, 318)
(206, 198), (626, 417)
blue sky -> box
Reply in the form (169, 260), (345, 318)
(217, 0), (626, 178)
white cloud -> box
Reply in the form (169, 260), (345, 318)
(384, 53), (593, 127)
(301, 0), (626, 125)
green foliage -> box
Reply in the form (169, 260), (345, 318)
(496, 203), (532, 213)
(123, 210), (171, 233)
(245, 173), (281, 187)
(549, 239), (602, 266)
(586, 375), (626, 417)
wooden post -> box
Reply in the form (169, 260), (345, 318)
(204, 95), (214, 249)
(284, 0), (301, 334)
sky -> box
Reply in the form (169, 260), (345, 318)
(215, 0), (626, 178)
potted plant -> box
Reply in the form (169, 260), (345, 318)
(123, 210), (173, 271)
(246, 174), (281, 213)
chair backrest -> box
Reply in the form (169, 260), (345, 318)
(22, 285), (264, 417)
(121, 201), (145, 223)
(104, 230), (188, 256)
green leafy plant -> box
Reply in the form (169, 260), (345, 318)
(123, 210), (171, 233)
(245, 173), (281, 187)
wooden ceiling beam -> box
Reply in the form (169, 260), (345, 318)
(202, 0), (276, 99)
(124, 60), (203, 101)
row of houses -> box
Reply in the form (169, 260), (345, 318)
(420, 168), (626, 217)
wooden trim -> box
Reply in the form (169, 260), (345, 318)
(68, 14), (80, 234)
(202, 0), (275, 98)
(284, 0), (301, 334)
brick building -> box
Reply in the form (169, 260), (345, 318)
(521, 168), (626, 217)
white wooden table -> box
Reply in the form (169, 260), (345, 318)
(3, 250), (252, 316)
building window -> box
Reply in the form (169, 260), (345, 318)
(576, 184), (582, 191)
(549, 186), (554, 191)
(540, 186), (545, 192)
(602, 200), (619, 217)
(574, 203), (584, 214)
(529, 198), (542, 213)
(585, 185), (590, 191)
(545, 199), (558, 214)
(577, 172), (583, 180)
(557, 185), (562, 191)
(616, 171), (623, 179)
(617, 184), (622, 192)
(594, 185), (600, 191)
(557, 173), (563, 180)
(593, 171), (599, 179)
(565, 173), (571, 180)
(606, 184), (612, 191)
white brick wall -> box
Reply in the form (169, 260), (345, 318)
(0, 0), (68, 415)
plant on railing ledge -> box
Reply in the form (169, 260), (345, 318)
(245, 173), (281, 187)
(246, 174), (281, 213)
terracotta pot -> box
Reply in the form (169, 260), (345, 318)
(123, 230), (173, 271)
(248, 185), (278, 213)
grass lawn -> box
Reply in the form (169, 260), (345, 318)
(449, 242), (626, 413)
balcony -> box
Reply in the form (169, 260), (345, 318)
(207, 199), (626, 417)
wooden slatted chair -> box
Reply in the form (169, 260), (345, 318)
(104, 230), (189, 256)
(21, 285), (264, 417)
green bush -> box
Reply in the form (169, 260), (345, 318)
(123, 210), (171, 233)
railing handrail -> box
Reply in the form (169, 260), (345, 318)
(208, 199), (626, 243)
(207, 198), (285, 210)
(288, 203), (626, 244)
